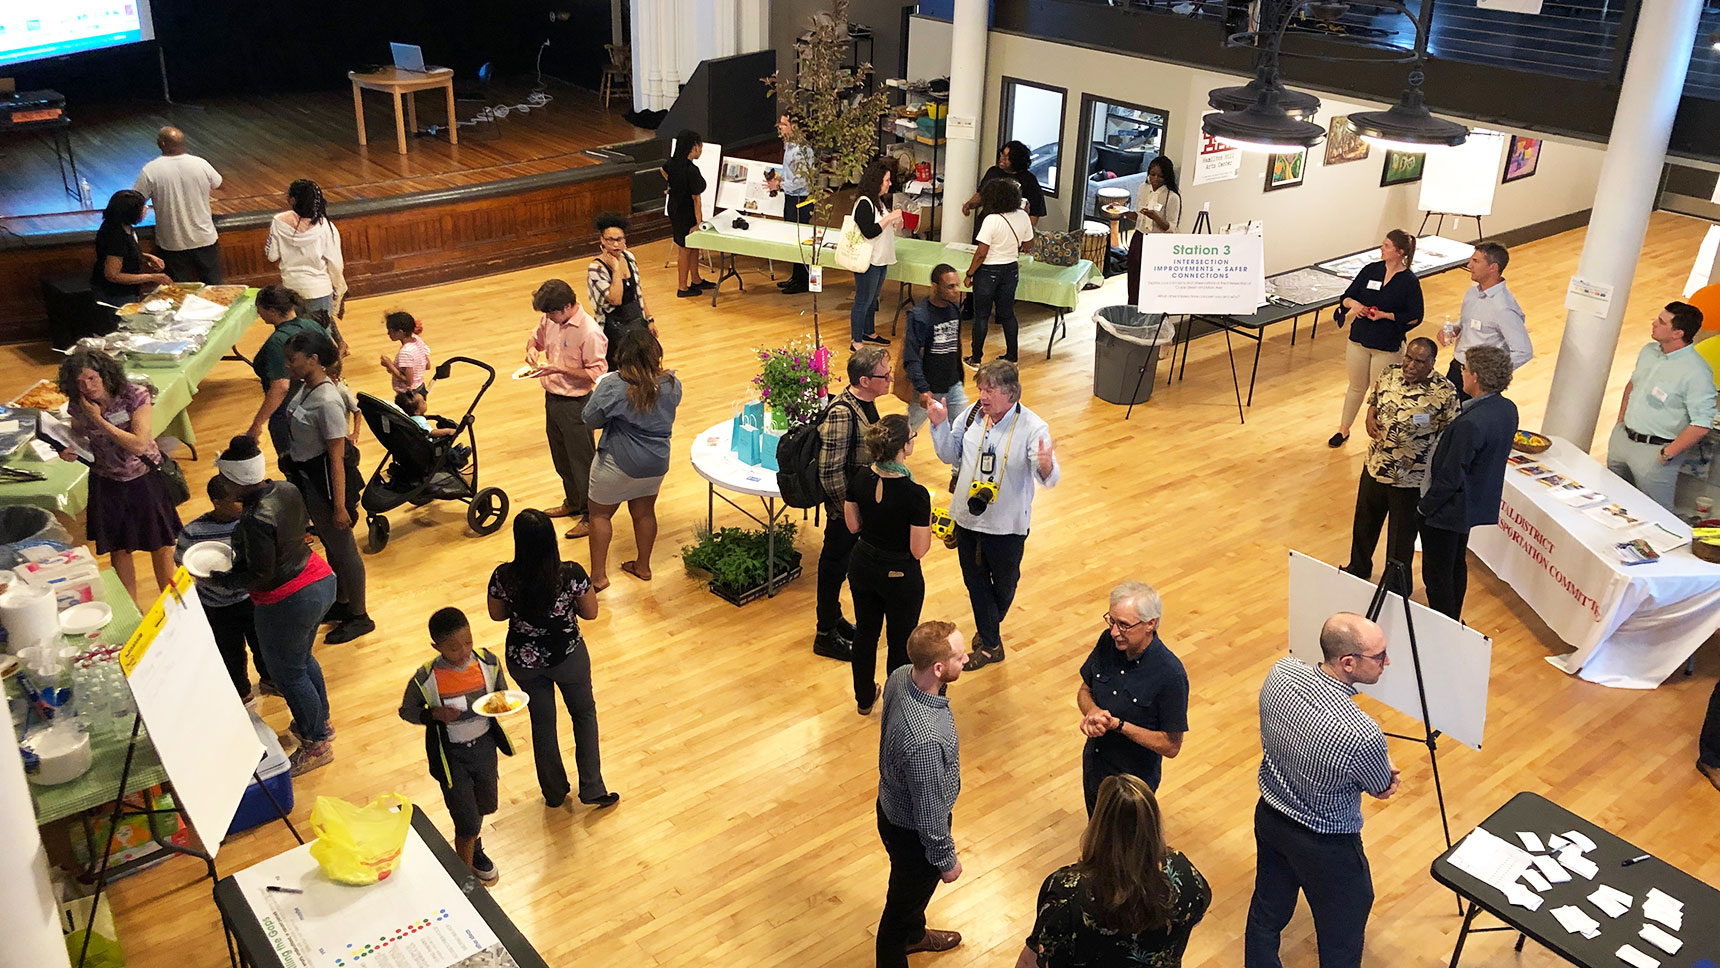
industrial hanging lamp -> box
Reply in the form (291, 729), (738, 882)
(1202, 84), (1325, 152)
(1346, 0), (1467, 149)
(1206, 76), (1320, 119)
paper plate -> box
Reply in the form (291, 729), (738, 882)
(510, 365), (537, 381)
(473, 689), (529, 718)
(58, 601), (113, 636)
(185, 541), (236, 578)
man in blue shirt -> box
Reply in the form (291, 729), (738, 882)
(927, 360), (1059, 670)
(1440, 241), (1532, 402)
(1246, 612), (1399, 968)
(1606, 301), (1717, 512)
(767, 113), (816, 295)
(1076, 581), (1188, 815)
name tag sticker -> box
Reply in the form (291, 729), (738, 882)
(1412, 413), (1431, 425)
(103, 410), (129, 426)
(1650, 386), (1669, 403)
(1468, 318), (1483, 330)
(1366, 280), (1383, 291)
(444, 695), (469, 711)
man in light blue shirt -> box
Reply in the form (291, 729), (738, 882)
(1440, 242), (1531, 401)
(1606, 301), (1717, 511)
(927, 360), (1059, 670)
(766, 113), (816, 294)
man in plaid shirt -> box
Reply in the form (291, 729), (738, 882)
(876, 620), (968, 967)
(813, 346), (887, 660)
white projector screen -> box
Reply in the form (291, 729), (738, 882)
(1286, 550), (1493, 750)
(0, 0), (156, 70)
(1418, 131), (1505, 218)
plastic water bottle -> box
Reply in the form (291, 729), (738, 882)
(78, 177), (94, 209)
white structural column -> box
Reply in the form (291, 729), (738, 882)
(940, 0), (988, 243)
(1542, 0), (1703, 448)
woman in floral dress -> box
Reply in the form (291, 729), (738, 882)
(487, 509), (619, 809)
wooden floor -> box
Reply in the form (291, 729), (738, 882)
(12, 210), (1720, 968)
(1, 78), (649, 234)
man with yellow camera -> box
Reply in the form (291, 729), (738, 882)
(926, 360), (1059, 669)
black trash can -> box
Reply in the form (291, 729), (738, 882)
(0, 505), (71, 567)
(1093, 306), (1175, 405)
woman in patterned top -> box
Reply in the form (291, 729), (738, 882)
(1018, 774), (1211, 968)
(487, 509), (619, 809)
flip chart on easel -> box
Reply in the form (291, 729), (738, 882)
(1418, 132), (1505, 218)
(119, 568), (262, 856)
(1286, 551), (1492, 750)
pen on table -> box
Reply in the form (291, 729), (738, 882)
(265, 885), (304, 894)
(1621, 854), (1650, 867)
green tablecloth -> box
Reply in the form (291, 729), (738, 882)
(686, 228), (1098, 311)
(31, 570), (165, 826)
(0, 292), (258, 518)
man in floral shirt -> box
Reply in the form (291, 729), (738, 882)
(1343, 337), (1456, 594)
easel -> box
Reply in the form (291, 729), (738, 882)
(1364, 558), (1462, 916)
(1418, 211), (1482, 243)
(70, 580), (302, 968)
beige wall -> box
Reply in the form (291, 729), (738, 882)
(975, 32), (1606, 274)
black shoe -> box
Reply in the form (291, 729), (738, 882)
(324, 615), (375, 644)
(861, 333), (891, 345)
(963, 355), (982, 368)
(779, 283), (809, 295)
(580, 792), (622, 808)
(692, 279), (716, 291)
(544, 791), (568, 808)
(813, 630), (853, 661)
(320, 602), (354, 625)
(966, 639), (1005, 670)
(471, 839), (499, 884)
(677, 287), (702, 298)
(835, 616), (857, 641)
(1327, 432), (1349, 448)
(995, 354), (1018, 363)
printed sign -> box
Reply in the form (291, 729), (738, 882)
(1136, 234), (1264, 315)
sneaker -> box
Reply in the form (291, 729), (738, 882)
(965, 638), (1005, 670)
(677, 287), (702, 298)
(963, 355), (982, 368)
(580, 792), (622, 808)
(812, 630), (853, 661)
(289, 721), (337, 747)
(905, 929), (962, 954)
(471, 840), (499, 884)
(288, 740), (333, 777)
(692, 279), (716, 291)
(324, 615), (375, 644)
(861, 333), (891, 345)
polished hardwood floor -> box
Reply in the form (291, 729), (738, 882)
(10, 211), (1718, 967)
(2, 78), (649, 234)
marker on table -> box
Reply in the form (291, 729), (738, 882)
(265, 885), (304, 894)
(1621, 854), (1651, 867)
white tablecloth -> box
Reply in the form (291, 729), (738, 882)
(689, 420), (780, 498)
(1468, 436), (1720, 688)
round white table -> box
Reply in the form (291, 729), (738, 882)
(688, 420), (797, 599)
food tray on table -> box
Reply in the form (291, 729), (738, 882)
(1512, 430), (1552, 454)
(9, 379), (66, 412)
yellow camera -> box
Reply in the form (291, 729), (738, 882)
(929, 505), (956, 540)
(966, 479), (999, 515)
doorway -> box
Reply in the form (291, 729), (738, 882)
(1070, 94), (1170, 233)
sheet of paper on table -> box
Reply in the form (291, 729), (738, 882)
(1516, 831), (1544, 853)
(1447, 827), (1534, 891)
(1557, 848), (1599, 880)
(1550, 904), (1602, 939)
(231, 827), (510, 968)
(1639, 923), (1683, 955)
(1616, 943), (1661, 968)
(1532, 854), (1573, 884)
(1588, 884), (1631, 917)
(1643, 888), (1684, 930)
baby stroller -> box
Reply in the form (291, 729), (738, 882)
(356, 356), (509, 552)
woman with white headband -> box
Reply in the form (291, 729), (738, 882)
(212, 435), (339, 777)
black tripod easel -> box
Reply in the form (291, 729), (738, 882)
(1365, 558), (1463, 915)
(70, 584), (304, 968)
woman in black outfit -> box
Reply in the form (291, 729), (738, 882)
(487, 509), (619, 809)
(961, 140), (1047, 224)
(664, 130), (711, 297)
(91, 189), (173, 309)
(844, 414), (932, 715)
(1330, 229), (1424, 447)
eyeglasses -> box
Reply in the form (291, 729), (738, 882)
(865, 370), (891, 381)
(1104, 612), (1148, 632)
(1346, 649), (1389, 664)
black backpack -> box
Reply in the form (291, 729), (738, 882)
(775, 398), (857, 509)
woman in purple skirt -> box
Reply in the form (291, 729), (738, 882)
(56, 348), (182, 602)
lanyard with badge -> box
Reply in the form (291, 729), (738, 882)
(965, 404), (1019, 516)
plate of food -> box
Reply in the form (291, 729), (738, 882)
(1512, 430), (1551, 454)
(473, 690), (529, 718)
(11, 379), (67, 411)
(184, 541), (236, 578)
(197, 285), (248, 307)
(511, 365), (539, 381)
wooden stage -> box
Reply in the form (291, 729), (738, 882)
(0, 78), (658, 343)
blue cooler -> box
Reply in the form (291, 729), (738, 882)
(227, 711), (293, 836)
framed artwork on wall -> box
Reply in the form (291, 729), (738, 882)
(1503, 135), (1542, 183)
(1323, 116), (1370, 166)
(1265, 149), (1306, 192)
(1380, 149), (1426, 187)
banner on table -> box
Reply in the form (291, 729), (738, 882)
(1471, 492), (1625, 648)
(1136, 233), (1263, 315)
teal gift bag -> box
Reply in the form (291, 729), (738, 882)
(736, 421), (762, 465)
(760, 429), (783, 471)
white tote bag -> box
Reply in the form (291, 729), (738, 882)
(833, 197), (876, 273)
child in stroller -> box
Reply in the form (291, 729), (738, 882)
(394, 389), (472, 469)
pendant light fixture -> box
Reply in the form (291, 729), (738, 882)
(1343, 0), (1467, 149)
(1207, 76), (1320, 119)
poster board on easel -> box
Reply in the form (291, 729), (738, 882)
(1417, 131), (1505, 218)
(1286, 550), (1492, 750)
(119, 570), (263, 855)
(666, 137), (722, 224)
(714, 156), (785, 216)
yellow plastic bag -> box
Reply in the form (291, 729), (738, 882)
(307, 794), (412, 885)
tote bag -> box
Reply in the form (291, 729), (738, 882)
(833, 197), (876, 273)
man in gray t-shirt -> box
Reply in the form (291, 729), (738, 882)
(134, 126), (224, 283)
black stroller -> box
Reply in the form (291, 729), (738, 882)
(356, 356), (509, 552)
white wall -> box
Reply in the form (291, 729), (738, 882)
(977, 32), (1607, 273)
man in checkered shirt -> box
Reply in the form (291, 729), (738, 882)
(875, 620), (968, 967)
(1245, 612), (1402, 968)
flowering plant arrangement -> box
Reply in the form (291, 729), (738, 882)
(751, 338), (832, 428)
